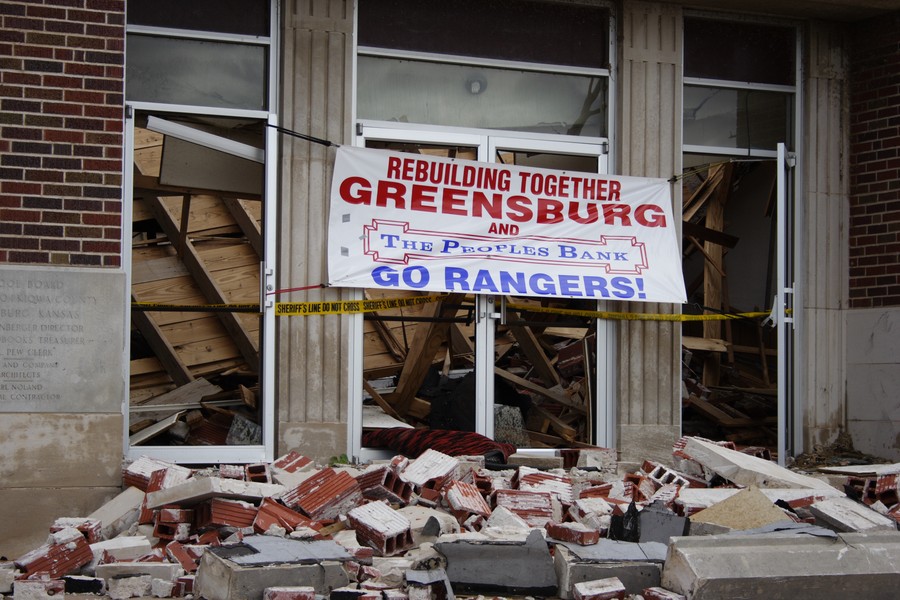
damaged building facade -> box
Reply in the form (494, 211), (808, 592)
(1, 0), (898, 556)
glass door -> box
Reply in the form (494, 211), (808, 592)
(350, 127), (609, 461)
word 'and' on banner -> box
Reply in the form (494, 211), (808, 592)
(326, 146), (687, 303)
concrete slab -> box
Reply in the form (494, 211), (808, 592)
(555, 538), (666, 564)
(638, 501), (688, 544)
(434, 528), (557, 595)
(662, 531), (900, 600)
(553, 546), (660, 599)
(808, 496), (898, 532)
(221, 536), (354, 565)
(195, 550), (349, 600)
(681, 438), (835, 490)
(145, 477), (284, 509)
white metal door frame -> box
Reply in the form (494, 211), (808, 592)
(350, 125), (612, 461)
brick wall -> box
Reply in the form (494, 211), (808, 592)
(848, 12), (900, 308)
(0, 0), (125, 267)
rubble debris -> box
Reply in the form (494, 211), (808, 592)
(689, 487), (794, 533)
(808, 496), (899, 533)
(435, 529), (557, 595)
(662, 531), (900, 599)
(8, 438), (900, 600)
(553, 544), (661, 599)
(12, 579), (66, 600)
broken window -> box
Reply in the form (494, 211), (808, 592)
(125, 2), (278, 460)
(680, 15), (799, 452)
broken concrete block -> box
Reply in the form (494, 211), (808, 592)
(573, 577), (626, 600)
(356, 465), (413, 506)
(0, 563), (15, 594)
(494, 489), (558, 527)
(400, 449), (460, 489)
(435, 528), (557, 595)
(123, 456), (192, 491)
(397, 506), (460, 545)
(253, 497), (315, 535)
(681, 437), (835, 490)
(518, 466), (575, 505)
(194, 536), (353, 600)
(637, 501), (688, 544)
(15, 527), (93, 579)
(107, 575), (153, 600)
(89, 535), (152, 565)
(263, 586), (317, 600)
(50, 517), (102, 544)
(809, 496), (899, 532)
(209, 498), (260, 528)
(146, 477), (284, 509)
(484, 505), (532, 531)
(95, 562), (185, 582)
(405, 568), (455, 600)
(552, 543), (662, 599)
(444, 480), (491, 519)
(281, 468), (363, 521)
(13, 579), (66, 600)
(574, 447), (618, 474)
(151, 577), (175, 598)
(347, 501), (414, 556)
(88, 486), (145, 540)
(662, 531), (900, 599)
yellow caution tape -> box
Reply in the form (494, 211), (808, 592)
(133, 298), (777, 322)
(132, 302), (260, 312)
(274, 294), (448, 316)
(506, 302), (772, 322)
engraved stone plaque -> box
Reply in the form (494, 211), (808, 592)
(0, 266), (125, 412)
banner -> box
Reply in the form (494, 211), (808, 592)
(327, 146), (686, 303)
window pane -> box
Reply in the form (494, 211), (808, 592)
(684, 18), (795, 86)
(126, 35), (267, 110)
(127, 0), (270, 37)
(358, 56), (607, 137)
(358, 0), (608, 69)
(683, 85), (792, 150)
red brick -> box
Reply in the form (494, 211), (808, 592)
(281, 468), (363, 520)
(347, 501), (414, 556)
(545, 520), (600, 545)
(356, 465), (413, 506)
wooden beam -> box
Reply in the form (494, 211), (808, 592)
(702, 162), (734, 388)
(146, 195), (260, 371)
(507, 309), (560, 388)
(363, 379), (405, 422)
(223, 197), (263, 257)
(529, 403), (577, 442)
(131, 295), (194, 387)
(494, 367), (585, 413)
(388, 294), (464, 416)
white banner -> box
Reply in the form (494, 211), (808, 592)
(327, 146), (686, 303)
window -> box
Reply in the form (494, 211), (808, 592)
(683, 17), (796, 155)
(126, 0), (272, 111)
(357, 0), (611, 138)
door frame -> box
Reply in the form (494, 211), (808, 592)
(122, 105), (278, 464)
(348, 123), (612, 462)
